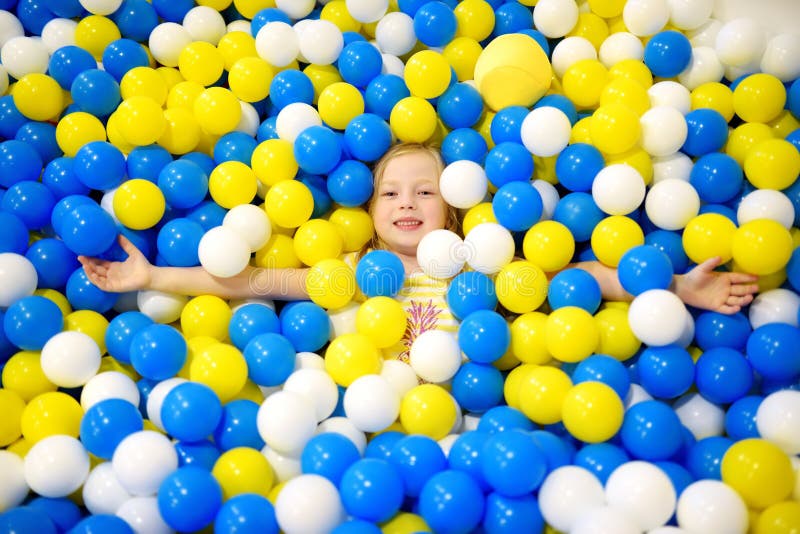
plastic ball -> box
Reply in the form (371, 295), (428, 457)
(673, 391), (726, 440)
(492, 180), (543, 232)
(3, 295), (63, 351)
(551, 36), (597, 80)
(24, 435), (89, 498)
(756, 390), (800, 455)
(731, 219), (793, 275)
(389, 96), (438, 143)
(157, 466), (222, 532)
(515, 365), (572, 425)
(243, 332), (296, 387)
(463, 223), (515, 275)
(681, 213), (737, 265)
(592, 164), (646, 216)
(80, 371), (140, 411)
(40, 331), (101, 388)
(636, 345), (695, 399)
(494, 260), (548, 315)
(274, 474), (344, 534)
(590, 215), (645, 267)
(554, 143), (604, 193)
(161, 381), (222, 443)
(563, 59), (609, 110)
(129, 324), (187, 381)
(438, 159), (488, 210)
(745, 138), (800, 191)
(695, 347), (753, 405)
(620, 400), (684, 461)
(406, 329), (459, 384)
(355, 250), (404, 299)
(737, 189), (795, 230)
(197, 226), (251, 278)
(562, 381), (624, 443)
(111, 430), (178, 496)
(688, 152), (742, 205)
(538, 466), (606, 533)
(682, 107), (728, 157)
(520, 106), (571, 158)
(721, 438), (794, 510)
(590, 103), (641, 156)
(417, 229), (465, 279)
(627, 289), (689, 347)
(400, 384), (457, 441)
(604, 461), (676, 531)
(617, 244), (674, 296)
(418, 470), (484, 534)
(79, 398), (143, 460)
(111, 179), (165, 230)
(264, 179), (314, 229)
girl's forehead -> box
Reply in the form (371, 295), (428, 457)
(382, 151), (440, 181)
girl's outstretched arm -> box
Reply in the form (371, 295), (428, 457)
(78, 235), (310, 301)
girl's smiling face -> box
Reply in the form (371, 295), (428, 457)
(371, 150), (448, 261)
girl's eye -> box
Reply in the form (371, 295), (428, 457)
(381, 191), (396, 197)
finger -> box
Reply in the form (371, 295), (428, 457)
(728, 272), (759, 283)
(729, 284), (756, 297)
(118, 233), (140, 256)
(696, 256), (723, 273)
(717, 304), (740, 315)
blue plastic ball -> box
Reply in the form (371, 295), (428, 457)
(343, 113), (392, 162)
(482, 491), (545, 534)
(340, 458), (404, 522)
(643, 30), (692, 78)
(105, 311), (154, 364)
(24, 237), (80, 289)
(157, 159), (209, 210)
(26, 497), (81, 533)
(214, 493), (279, 534)
(419, 470), (485, 534)
(0, 97), (28, 141)
(42, 158), (89, 201)
(553, 192), (605, 242)
(364, 74), (410, 120)
(437, 83), (484, 129)
(548, 268), (603, 312)
(682, 108), (728, 157)
(490, 106), (528, 145)
(458, 310), (510, 363)
(636, 345), (695, 399)
(156, 218), (203, 267)
(158, 466), (223, 532)
(279, 301), (331, 352)
(228, 303), (280, 351)
(388, 434), (448, 498)
(80, 398), (144, 459)
(535, 94), (578, 125)
(694, 347), (753, 404)
(484, 141), (534, 188)
(355, 250), (406, 298)
(654, 460), (695, 498)
(492, 1), (533, 36)
(0, 139), (43, 188)
(645, 229), (690, 274)
(573, 442), (630, 484)
(213, 399), (264, 452)
(694, 311), (751, 351)
(70, 69), (121, 118)
(42, 0), (83, 18)
(451, 362), (504, 413)
(301, 432), (361, 486)
(446, 270), (498, 320)
(250, 8), (291, 36)
(3, 295), (62, 351)
(15, 121), (60, 164)
(112, 0), (160, 42)
(66, 266), (119, 312)
(73, 141), (126, 191)
(689, 152), (743, 204)
(441, 127), (488, 165)
(213, 131), (258, 166)
(745, 323), (800, 382)
(174, 439), (221, 470)
(620, 400), (684, 461)
(617, 244), (675, 296)
(338, 40), (383, 88)
(54, 199), (115, 251)
(788, 246), (800, 292)
(477, 405), (535, 434)
(481, 429), (547, 497)
(364, 430), (404, 461)
(17, 0), (57, 34)
(492, 180), (543, 231)
(243, 332), (296, 387)
(66, 514), (134, 534)
(446, 430), (491, 491)
(0, 507), (58, 534)
(0, 212), (30, 255)
(101, 38), (150, 82)
(724, 395), (763, 441)
(555, 143), (605, 193)
(2, 180), (55, 231)
(327, 159), (374, 207)
(413, 1), (457, 47)
(269, 69), (315, 109)
(294, 125), (342, 175)
(161, 381), (223, 442)
(686, 436), (734, 481)
(129, 323), (188, 381)
(571, 354), (631, 400)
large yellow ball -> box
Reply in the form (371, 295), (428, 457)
(212, 446), (275, 500)
(404, 50), (452, 100)
(561, 381), (624, 443)
(13, 73), (64, 121)
(510, 312), (551, 365)
(495, 260), (548, 314)
(590, 215), (645, 267)
(545, 306), (599, 363)
(681, 213), (737, 265)
(324, 333), (383, 387)
(523, 220), (576, 272)
(181, 295), (232, 341)
(518, 365), (572, 425)
(293, 219), (344, 266)
(400, 384), (457, 441)
(306, 258), (356, 310)
(264, 179), (314, 228)
(731, 219), (794, 275)
(113, 178), (166, 230)
(355, 296), (408, 349)
(721, 438), (794, 510)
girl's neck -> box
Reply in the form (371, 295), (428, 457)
(396, 251), (420, 276)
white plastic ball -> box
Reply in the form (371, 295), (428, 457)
(255, 22), (299, 68)
(736, 189), (795, 230)
(297, 19), (343, 66)
(624, 383), (653, 409)
(645, 178), (700, 230)
(80, 371), (140, 412)
(346, 0), (389, 23)
(598, 32), (644, 67)
(113, 290), (139, 314)
(538, 466), (607, 532)
(380, 359), (419, 398)
(673, 392), (725, 439)
(628, 289), (688, 347)
(533, 0), (580, 39)
(648, 81), (691, 114)
(1, 35), (49, 79)
(275, 0), (316, 19)
(649, 528), (690, 534)
(652, 152), (693, 184)
(40, 331), (101, 388)
(223, 203), (272, 252)
(79, 0), (123, 15)
(439, 160), (488, 209)
(275, 102), (323, 143)
(257, 390), (317, 456)
(112, 431), (178, 496)
(677, 46), (724, 90)
(282, 368), (339, 422)
(0, 10), (24, 48)
(236, 101), (260, 137)
(417, 229), (465, 279)
(622, 0), (669, 36)
(592, 164), (646, 216)
(521, 106), (572, 158)
(262, 445), (302, 483)
(438, 434), (459, 456)
(148, 23), (192, 68)
(686, 18), (722, 47)
(100, 189), (121, 224)
(675, 309), (695, 349)
(40, 18), (78, 53)
(0, 451), (28, 512)
(116, 496), (171, 534)
(639, 106), (688, 157)
(570, 506), (641, 534)
(667, 0), (712, 30)
(328, 301), (359, 340)
(760, 33), (800, 82)
(343, 374), (401, 432)
(0, 253), (37, 307)
(275, 474), (345, 534)
(137, 290), (188, 324)
(381, 53), (404, 76)
(409, 330), (462, 384)
(198, 226), (252, 278)
(532, 179), (560, 221)
(294, 352), (322, 370)
(551, 36), (597, 79)
(756, 389), (800, 455)
(82, 462), (132, 515)
(375, 11), (416, 56)
(605, 461), (676, 530)
(146, 377), (187, 431)
(463, 413), (481, 432)
(715, 17), (766, 68)
(677, 480), (748, 533)
(748, 288), (800, 329)
(24, 435), (90, 498)
(227, 20), (251, 34)
(462, 223), (516, 275)
(316, 416), (367, 455)
(182, 6), (226, 45)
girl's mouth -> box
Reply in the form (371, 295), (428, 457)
(394, 218), (422, 230)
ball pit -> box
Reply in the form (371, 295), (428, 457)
(1, 0), (800, 532)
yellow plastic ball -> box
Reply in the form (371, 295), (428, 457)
(56, 112), (107, 157)
(75, 15), (121, 59)
(65, 310), (109, 355)
(769, 109), (800, 139)
(264, 179), (314, 228)
(324, 333), (383, 387)
(561, 381), (624, 443)
(382, 513), (432, 534)
(20, 391), (83, 443)
(197, 0), (232, 9)
(545, 307), (600, 363)
(518, 365), (573, 425)
(606, 147), (653, 186)
(209, 161), (258, 209)
(105, 111), (137, 154)
(230, 379), (266, 404)
(35, 289), (73, 318)
(179, 336), (217, 379)
(495, 260), (548, 314)
(190, 343), (248, 403)
(588, 0), (625, 18)
(733, 73), (786, 124)
(462, 202), (497, 235)
(181, 295), (232, 341)
(510, 312), (551, 365)
(12, 73), (64, 121)
(320, 0), (361, 33)
(473, 33), (552, 111)
(293, 219), (344, 266)
(503, 363), (535, 409)
(157, 66), (184, 90)
(523, 220), (576, 272)
(608, 59), (653, 89)
(254, 234), (302, 269)
(454, 0), (495, 41)
(217, 30), (258, 69)
(328, 207), (374, 252)
(194, 87), (242, 136)
(113, 178), (166, 230)
(389, 96), (438, 143)
(318, 82), (364, 130)
(306, 258), (356, 310)
(404, 50), (452, 100)
(744, 138), (800, 190)
(1, 351), (57, 402)
(590, 215), (645, 267)
(0, 389), (25, 447)
(212, 446), (275, 500)
(691, 82), (734, 122)
(229, 57), (274, 103)
(252, 139), (299, 186)
(681, 213), (737, 265)
(599, 76), (650, 116)
(755, 501), (800, 534)
(443, 36), (483, 83)
(595, 306), (640, 361)
(731, 219), (794, 275)
(303, 64), (343, 105)
(570, 116), (593, 144)
(158, 107), (201, 155)
(590, 103), (642, 155)
(567, 12), (610, 50)
(726, 122), (774, 166)
(721, 438), (794, 510)
(400, 384), (457, 441)
(116, 96), (167, 146)
(356, 296), (408, 349)
(178, 41), (225, 87)
(563, 59), (609, 109)
(167, 80), (205, 110)
(120, 66), (168, 105)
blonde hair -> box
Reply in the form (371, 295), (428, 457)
(360, 143), (460, 257)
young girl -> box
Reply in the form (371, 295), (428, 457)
(80, 142), (760, 362)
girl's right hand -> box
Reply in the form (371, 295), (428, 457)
(78, 234), (153, 293)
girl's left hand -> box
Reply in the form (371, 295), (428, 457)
(674, 257), (760, 315)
